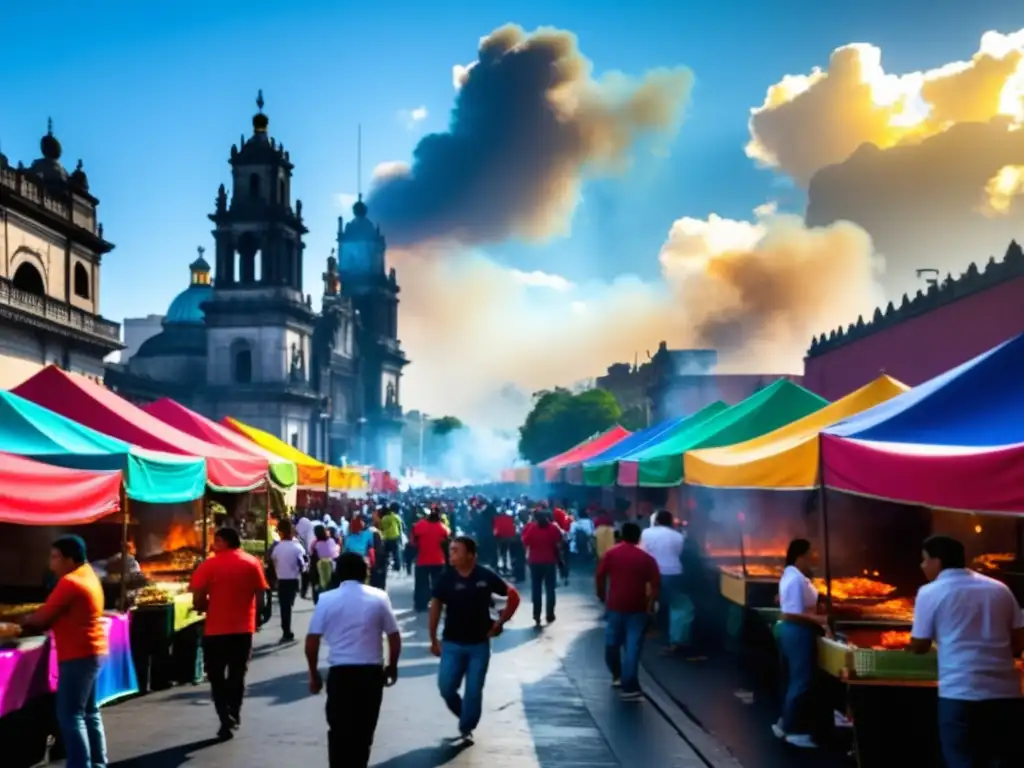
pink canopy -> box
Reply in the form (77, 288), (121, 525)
(541, 426), (630, 481)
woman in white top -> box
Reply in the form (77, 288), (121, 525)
(310, 525), (341, 603)
(773, 538), (827, 749)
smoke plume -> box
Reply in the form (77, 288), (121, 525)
(367, 24), (693, 246)
(749, 28), (1024, 297)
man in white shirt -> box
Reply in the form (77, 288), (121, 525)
(640, 510), (693, 652)
(268, 519), (307, 642)
(306, 552), (401, 768)
(909, 535), (1024, 768)
(295, 513), (316, 599)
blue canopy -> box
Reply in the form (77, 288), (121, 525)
(585, 417), (688, 465)
(825, 332), (1024, 446)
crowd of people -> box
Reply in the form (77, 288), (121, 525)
(13, 488), (1024, 768)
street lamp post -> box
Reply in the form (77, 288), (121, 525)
(418, 412), (430, 471)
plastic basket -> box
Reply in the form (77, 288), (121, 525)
(817, 637), (852, 678)
(851, 648), (938, 681)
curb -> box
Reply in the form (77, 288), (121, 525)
(639, 663), (746, 768)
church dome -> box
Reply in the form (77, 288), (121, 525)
(165, 283), (212, 325)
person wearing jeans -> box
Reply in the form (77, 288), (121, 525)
(412, 511), (450, 611)
(640, 511), (693, 652)
(430, 536), (520, 739)
(22, 535), (109, 768)
(595, 522), (660, 700)
(522, 513), (563, 627)
(190, 527), (270, 740)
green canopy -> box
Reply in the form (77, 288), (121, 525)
(581, 402), (729, 486)
(623, 380), (828, 487)
(0, 391), (206, 504)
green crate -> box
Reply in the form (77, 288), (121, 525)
(818, 637), (852, 677)
(851, 648), (938, 681)
(241, 539), (267, 557)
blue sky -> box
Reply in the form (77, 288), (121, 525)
(2, 0), (1020, 325)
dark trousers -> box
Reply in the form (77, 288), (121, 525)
(776, 621), (817, 735)
(497, 538), (514, 571)
(938, 697), (1024, 768)
(327, 665), (385, 768)
(278, 579), (299, 636)
(203, 633), (253, 729)
(370, 563), (388, 590)
(300, 570), (311, 598)
(384, 539), (401, 571)
(404, 545), (416, 576)
(529, 563), (557, 622)
(414, 564), (444, 610)
(511, 540), (526, 582)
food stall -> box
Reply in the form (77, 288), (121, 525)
(0, 453), (136, 768)
(816, 333), (1024, 766)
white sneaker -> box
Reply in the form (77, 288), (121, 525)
(611, 678), (621, 688)
(771, 720), (786, 739)
(785, 734), (818, 749)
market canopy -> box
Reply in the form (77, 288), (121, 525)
(0, 453), (122, 525)
(540, 426), (631, 481)
(0, 391), (205, 504)
(685, 375), (907, 490)
(618, 380), (828, 487)
(13, 366), (268, 493)
(822, 334), (1024, 513)
(143, 399), (297, 488)
(221, 417), (366, 490)
(578, 403), (729, 487)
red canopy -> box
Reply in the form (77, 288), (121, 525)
(0, 452), (122, 525)
(541, 426), (630, 480)
(142, 398), (270, 459)
(13, 366), (268, 492)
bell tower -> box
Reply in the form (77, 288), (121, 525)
(200, 92), (320, 450)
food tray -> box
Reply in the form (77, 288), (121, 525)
(719, 571), (748, 606)
(851, 648), (937, 681)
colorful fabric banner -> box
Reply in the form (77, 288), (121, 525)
(221, 417), (366, 490)
(143, 399), (297, 488)
(685, 375), (907, 489)
(0, 391), (205, 504)
(13, 366), (268, 493)
(0, 453), (122, 525)
(618, 380), (828, 487)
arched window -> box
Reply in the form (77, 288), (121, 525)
(231, 340), (253, 384)
(73, 263), (90, 299)
(12, 262), (45, 296)
(248, 173), (261, 198)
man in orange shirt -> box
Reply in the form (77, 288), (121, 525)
(22, 535), (109, 768)
(190, 527), (270, 740)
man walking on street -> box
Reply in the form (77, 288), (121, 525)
(379, 504), (404, 572)
(430, 536), (521, 741)
(269, 519), (307, 643)
(413, 509), (449, 611)
(190, 527), (270, 740)
(306, 553), (402, 768)
(596, 522), (660, 700)
(522, 511), (562, 627)
(641, 510), (693, 653)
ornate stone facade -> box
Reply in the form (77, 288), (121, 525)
(0, 121), (121, 388)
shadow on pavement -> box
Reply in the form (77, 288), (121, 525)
(108, 737), (221, 767)
(370, 740), (471, 767)
(165, 670), (310, 707)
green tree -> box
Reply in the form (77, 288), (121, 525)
(431, 415), (465, 436)
(517, 388), (622, 464)
(619, 404), (649, 432)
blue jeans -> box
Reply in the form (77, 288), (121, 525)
(529, 563), (557, 621)
(659, 574), (694, 646)
(776, 621), (817, 735)
(604, 610), (648, 693)
(56, 656), (108, 768)
(437, 641), (491, 734)
(937, 697), (1024, 768)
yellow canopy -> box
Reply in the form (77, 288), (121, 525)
(224, 417), (366, 490)
(684, 375), (908, 490)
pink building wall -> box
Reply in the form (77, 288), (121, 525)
(803, 247), (1024, 401)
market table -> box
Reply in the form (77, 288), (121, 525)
(130, 593), (205, 693)
(0, 612), (138, 768)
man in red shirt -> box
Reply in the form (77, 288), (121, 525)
(412, 509), (450, 611)
(522, 512), (564, 627)
(493, 512), (516, 574)
(190, 527), (270, 740)
(23, 535), (109, 768)
(595, 522), (660, 700)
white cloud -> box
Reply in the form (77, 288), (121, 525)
(508, 269), (575, 291)
(336, 192), (358, 211)
(397, 106), (429, 130)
